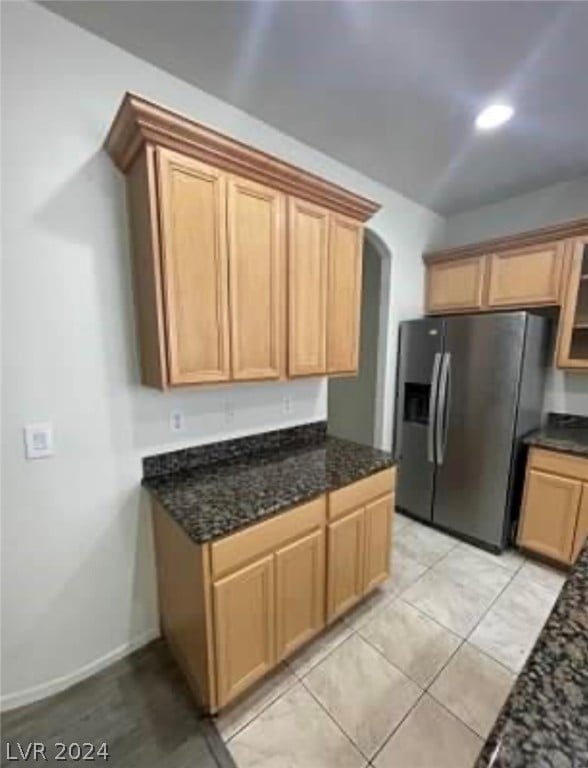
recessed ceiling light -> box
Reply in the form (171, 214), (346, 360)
(475, 104), (514, 131)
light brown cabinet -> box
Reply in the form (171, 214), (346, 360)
(486, 242), (565, 308)
(288, 198), (329, 377)
(425, 256), (486, 314)
(556, 237), (588, 370)
(518, 448), (588, 566)
(213, 555), (275, 704)
(227, 176), (286, 381)
(151, 467), (395, 713)
(364, 494), (393, 592)
(327, 508), (365, 620)
(288, 201), (364, 377)
(158, 148), (231, 385)
(327, 214), (363, 374)
(517, 469), (581, 564)
(327, 468), (395, 621)
(275, 529), (325, 660)
(573, 488), (588, 562)
(106, 93), (378, 389)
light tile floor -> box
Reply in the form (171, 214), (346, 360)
(222, 513), (567, 768)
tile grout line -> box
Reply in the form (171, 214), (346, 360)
(222, 666), (298, 745)
(224, 522), (528, 760)
(299, 671), (374, 764)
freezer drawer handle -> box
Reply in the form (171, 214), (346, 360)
(427, 352), (442, 463)
(436, 352), (452, 465)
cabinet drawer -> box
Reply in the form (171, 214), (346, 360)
(211, 496), (326, 579)
(529, 448), (588, 482)
(329, 468), (395, 521)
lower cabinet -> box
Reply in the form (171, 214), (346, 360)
(517, 470), (581, 564)
(327, 470), (395, 621)
(573, 490), (588, 562)
(214, 555), (275, 705)
(152, 467), (395, 714)
(275, 529), (325, 660)
(517, 448), (588, 566)
(364, 494), (393, 592)
(327, 508), (365, 620)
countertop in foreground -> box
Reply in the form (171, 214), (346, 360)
(475, 540), (588, 768)
(142, 425), (394, 544)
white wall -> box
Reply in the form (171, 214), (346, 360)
(438, 178), (588, 417)
(1, 2), (442, 708)
(438, 176), (588, 249)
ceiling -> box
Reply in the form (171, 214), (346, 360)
(42, 1), (588, 215)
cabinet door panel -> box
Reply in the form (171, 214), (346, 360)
(518, 469), (581, 564)
(364, 494), (392, 593)
(573, 485), (588, 562)
(328, 214), (363, 374)
(426, 256), (486, 313)
(487, 242), (564, 307)
(157, 148), (230, 384)
(227, 177), (285, 380)
(213, 556), (275, 707)
(275, 529), (325, 660)
(288, 198), (328, 376)
(327, 508), (364, 621)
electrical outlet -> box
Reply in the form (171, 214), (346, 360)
(224, 398), (234, 424)
(283, 395), (293, 415)
(170, 411), (185, 433)
(24, 422), (54, 460)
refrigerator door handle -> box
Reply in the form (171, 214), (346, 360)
(436, 353), (452, 465)
(427, 352), (442, 463)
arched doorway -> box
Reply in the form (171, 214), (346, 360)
(328, 228), (393, 449)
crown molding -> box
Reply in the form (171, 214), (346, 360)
(105, 92), (381, 222)
(424, 217), (588, 264)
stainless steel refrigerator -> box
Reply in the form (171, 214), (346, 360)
(394, 312), (550, 551)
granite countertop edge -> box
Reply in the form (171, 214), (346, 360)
(475, 538), (588, 768)
(143, 436), (396, 545)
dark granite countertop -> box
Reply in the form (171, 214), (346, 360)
(475, 539), (588, 768)
(524, 413), (588, 458)
(142, 423), (394, 544)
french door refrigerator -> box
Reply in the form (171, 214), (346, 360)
(394, 312), (550, 551)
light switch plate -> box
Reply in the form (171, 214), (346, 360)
(24, 422), (54, 460)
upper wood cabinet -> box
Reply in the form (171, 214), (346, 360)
(328, 214), (363, 374)
(423, 220), (588, 341)
(227, 177), (285, 381)
(106, 93), (379, 389)
(556, 237), (588, 370)
(288, 198), (329, 377)
(426, 255), (486, 314)
(158, 149), (231, 385)
(486, 242), (565, 308)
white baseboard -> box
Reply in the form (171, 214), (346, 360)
(1, 627), (160, 712)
